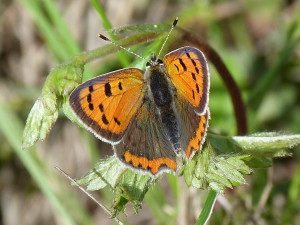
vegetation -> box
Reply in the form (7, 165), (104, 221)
(1, 0), (300, 225)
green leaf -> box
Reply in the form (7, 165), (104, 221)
(22, 56), (86, 149)
(184, 158), (197, 187)
(76, 156), (154, 217)
(113, 171), (153, 216)
(245, 157), (272, 168)
(208, 132), (299, 158)
(184, 146), (251, 193)
(76, 157), (127, 191)
(213, 157), (247, 184)
(184, 132), (300, 193)
(225, 155), (252, 171)
(231, 132), (300, 154)
(206, 165), (233, 188)
(184, 146), (212, 189)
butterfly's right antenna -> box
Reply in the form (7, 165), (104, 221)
(156, 17), (178, 60)
(98, 34), (146, 60)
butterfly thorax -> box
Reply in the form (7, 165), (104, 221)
(144, 58), (181, 154)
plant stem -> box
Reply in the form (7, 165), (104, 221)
(195, 190), (218, 225)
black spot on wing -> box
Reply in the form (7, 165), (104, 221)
(102, 114), (109, 125)
(191, 72), (196, 81)
(89, 85), (94, 92)
(191, 59), (197, 66)
(118, 82), (123, 90)
(88, 103), (94, 110)
(186, 52), (197, 67)
(179, 58), (187, 71)
(196, 84), (200, 93)
(104, 83), (112, 97)
(114, 117), (121, 126)
(87, 94), (92, 103)
(99, 103), (104, 112)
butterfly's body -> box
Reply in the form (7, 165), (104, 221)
(144, 57), (181, 154)
(70, 46), (210, 176)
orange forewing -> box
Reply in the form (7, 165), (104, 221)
(69, 68), (145, 143)
(164, 46), (209, 114)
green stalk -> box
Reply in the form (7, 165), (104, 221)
(0, 99), (85, 225)
(89, 0), (130, 66)
(43, 0), (81, 55)
(18, 0), (70, 61)
(195, 190), (218, 225)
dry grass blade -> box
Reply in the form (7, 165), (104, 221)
(54, 166), (124, 225)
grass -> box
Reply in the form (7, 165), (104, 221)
(1, 0), (300, 225)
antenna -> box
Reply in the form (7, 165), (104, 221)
(98, 17), (178, 62)
(98, 34), (145, 60)
(55, 166), (124, 225)
(156, 17), (178, 60)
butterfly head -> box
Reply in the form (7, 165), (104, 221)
(146, 53), (164, 68)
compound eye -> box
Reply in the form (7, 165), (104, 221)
(157, 59), (163, 64)
(146, 61), (151, 67)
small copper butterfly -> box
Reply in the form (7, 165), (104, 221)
(69, 18), (210, 176)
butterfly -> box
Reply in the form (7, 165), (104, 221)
(69, 18), (210, 176)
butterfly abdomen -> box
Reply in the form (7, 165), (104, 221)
(149, 67), (181, 153)
(160, 107), (181, 152)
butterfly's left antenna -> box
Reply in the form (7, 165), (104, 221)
(98, 34), (146, 60)
(55, 166), (124, 225)
(156, 17), (178, 60)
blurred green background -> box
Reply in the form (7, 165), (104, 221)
(0, 0), (299, 225)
